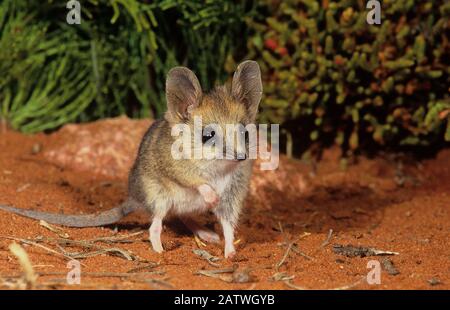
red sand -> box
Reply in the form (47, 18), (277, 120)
(0, 118), (448, 290)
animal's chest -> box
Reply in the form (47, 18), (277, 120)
(171, 173), (234, 214)
(211, 173), (233, 195)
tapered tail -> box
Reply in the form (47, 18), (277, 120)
(0, 199), (139, 227)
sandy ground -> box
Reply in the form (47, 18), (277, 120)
(0, 119), (448, 290)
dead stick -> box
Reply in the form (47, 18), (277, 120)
(284, 276), (365, 290)
(1, 236), (84, 265)
(276, 242), (293, 270)
(291, 245), (313, 260)
(320, 229), (333, 248)
(5, 271), (165, 279)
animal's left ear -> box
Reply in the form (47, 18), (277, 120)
(231, 60), (262, 121)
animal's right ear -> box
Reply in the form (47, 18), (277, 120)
(231, 60), (262, 121)
(165, 67), (202, 121)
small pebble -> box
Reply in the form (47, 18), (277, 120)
(428, 278), (441, 286)
(31, 143), (42, 154)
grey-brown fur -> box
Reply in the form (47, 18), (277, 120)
(0, 60), (262, 258)
(0, 200), (139, 227)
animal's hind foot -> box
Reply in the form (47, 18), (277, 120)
(182, 218), (220, 244)
(197, 229), (220, 244)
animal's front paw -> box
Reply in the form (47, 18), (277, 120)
(150, 234), (164, 253)
(152, 243), (164, 254)
(198, 184), (219, 207)
(149, 218), (164, 253)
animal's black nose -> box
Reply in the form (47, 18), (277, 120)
(237, 153), (247, 161)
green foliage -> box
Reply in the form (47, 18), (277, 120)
(247, 0), (450, 156)
(148, 0), (256, 116)
(0, 0), (254, 133)
(1, 0), (449, 157)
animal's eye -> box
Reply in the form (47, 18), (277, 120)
(202, 130), (215, 144)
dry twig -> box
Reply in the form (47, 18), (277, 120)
(320, 229), (333, 248)
(284, 277), (365, 290)
(1, 236), (80, 263)
(40, 220), (70, 238)
(8, 242), (38, 289)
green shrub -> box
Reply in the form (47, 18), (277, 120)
(247, 0), (450, 157)
(0, 0), (254, 133)
(1, 0), (449, 159)
(0, 0), (152, 132)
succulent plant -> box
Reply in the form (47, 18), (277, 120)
(247, 0), (450, 157)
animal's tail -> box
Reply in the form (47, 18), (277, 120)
(0, 199), (140, 227)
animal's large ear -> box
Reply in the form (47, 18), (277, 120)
(166, 67), (202, 121)
(231, 60), (262, 120)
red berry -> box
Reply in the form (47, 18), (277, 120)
(334, 56), (345, 65)
(264, 38), (278, 50)
(277, 47), (288, 56)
